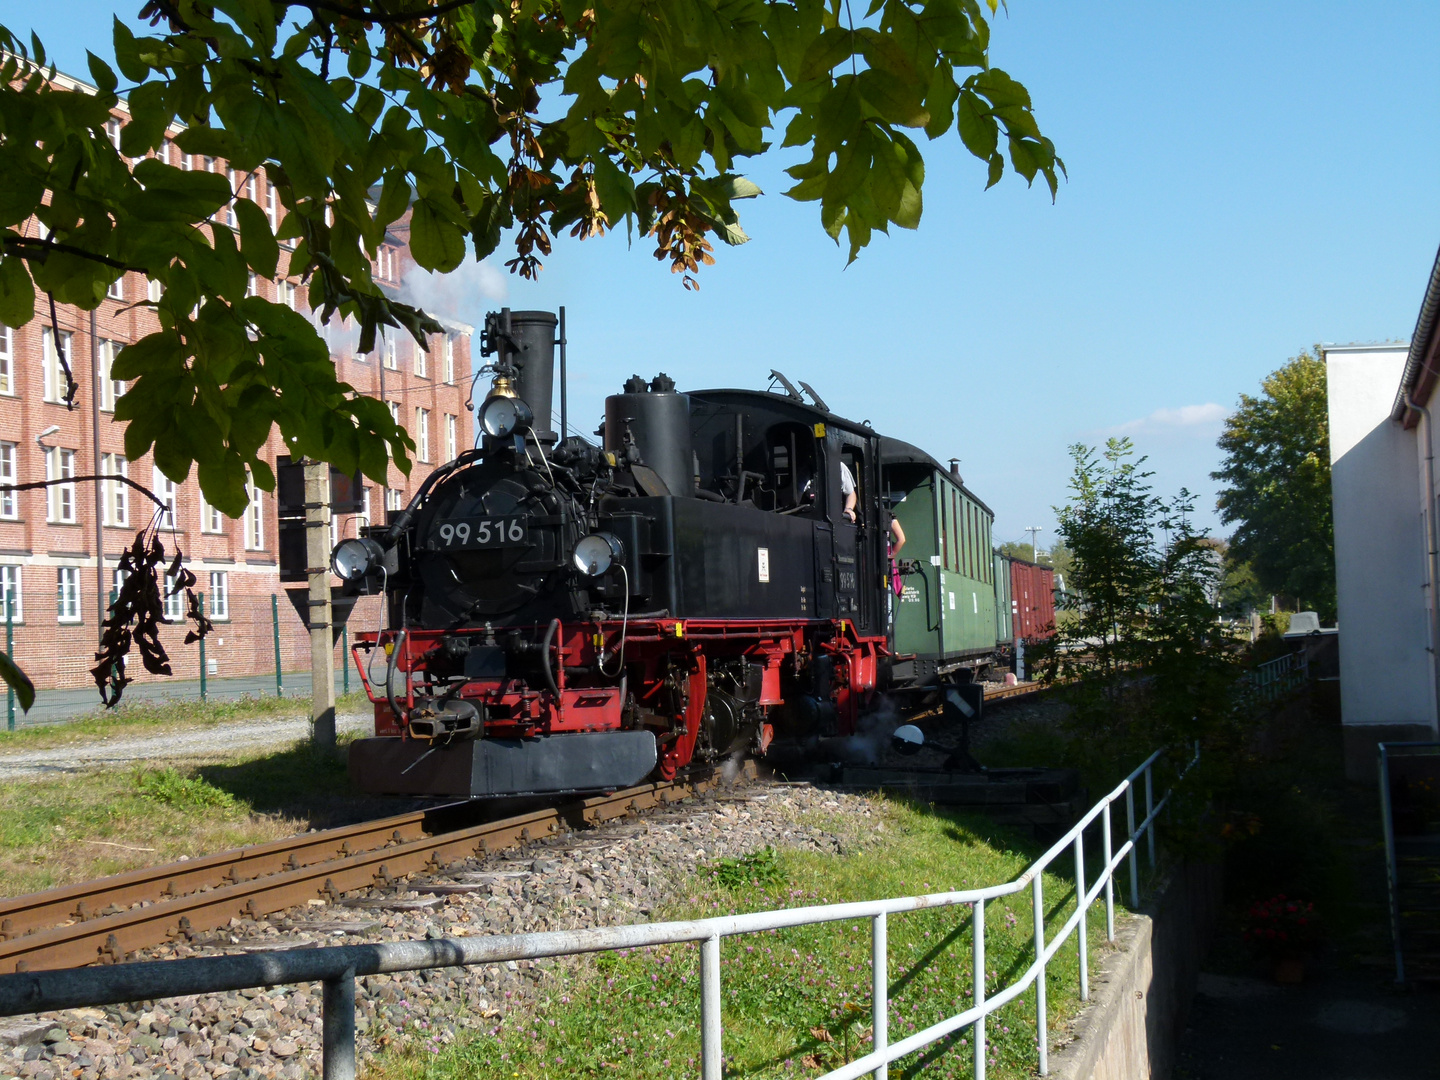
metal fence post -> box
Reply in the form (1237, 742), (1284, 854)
(341, 624), (350, 697)
(197, 593), (207, 703)
(1378, 745), (1405, 983)
(1101, 801), (1114, 942)
(271, 594), (283, 698)
(1125, 785), (1138, 907)
(5, 596), (13, 731)
(322, 967), (356, 1080)
(701, 932), (722, 1080)
(1144, 765), (1156, 868)
(1074, 832), (1088, 1002)
(871, 913), (888, 1080)
(972, 899), (986, 1080)
(1032, 874), (1048, 1076)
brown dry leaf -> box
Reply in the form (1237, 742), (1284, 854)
(810, 1027), (834, 1044)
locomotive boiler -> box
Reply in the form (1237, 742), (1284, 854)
(334, 309), (1016, 798)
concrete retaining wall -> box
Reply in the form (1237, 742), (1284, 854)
(1049, 861), (1221, 1080)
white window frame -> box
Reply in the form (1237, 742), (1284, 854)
(444, 413), (456, 462)
(57, 567), (81, 623)
(0, 324), (12, 395)
(47, 448), (77, 524)
(0, 565), (20, 623)
(244, 481), (265, 550)
(383, 336), (397, 370)
(103, 453), (129, 527)
(0, 443), (16, 520)
(414, 339), (427, 378)
(97, 339), (126, 413)
(208, 571), (230, 620)
(416, 408), (430, 463)
(162, 571), (184, 623)
(107, 276), (124, 301)
(199, 490), (223, 534)
(152, 466), (178, 529)
(42, 327), (73, 404)
(105, 117), (122, 150)
(385, 487), (404, 513)
(277, 279), (297, 310)
(443, 335), (455, 384)
(147, 278), (163, 303)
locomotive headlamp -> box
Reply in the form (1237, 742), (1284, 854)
(479, 376), (533, 439)
(331, 536), (384, 581)
(573, 532), (623, 576)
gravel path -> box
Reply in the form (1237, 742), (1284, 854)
(0, 714), (373, 780)
(0, 779), (878, 1080)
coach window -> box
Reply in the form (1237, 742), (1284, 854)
(840, 445), (865, 523)
(767, 422), (817, 513)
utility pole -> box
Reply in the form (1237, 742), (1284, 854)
(1026, 525), (1042, 561)
(305, 460), (336, 748)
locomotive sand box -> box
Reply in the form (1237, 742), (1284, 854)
(328, 309), (1054, 798)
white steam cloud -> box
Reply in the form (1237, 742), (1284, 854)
(397, 259), (509, 333)
(1105, 402), (1228, 437)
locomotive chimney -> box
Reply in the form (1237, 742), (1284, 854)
(485, 308), (559, 442)
(949, 458), (963, 482)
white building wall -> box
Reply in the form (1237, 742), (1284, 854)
(1325, 345), (1435, 733)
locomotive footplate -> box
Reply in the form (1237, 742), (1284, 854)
(348, 731), (659, 798)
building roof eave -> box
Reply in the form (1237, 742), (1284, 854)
(1392, 242), (1440, 429)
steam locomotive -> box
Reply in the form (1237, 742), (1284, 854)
(334, 309), (1014, 798)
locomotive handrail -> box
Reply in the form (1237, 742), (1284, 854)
(0, 744), (1197, 1080)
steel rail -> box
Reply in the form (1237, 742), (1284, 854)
(0, 803), (471, 944)
(0, 766), (744, 975)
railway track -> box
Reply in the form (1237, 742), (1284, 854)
(0, 765), (748, 975)
(981, 680), (1046, 702)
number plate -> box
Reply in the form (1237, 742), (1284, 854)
(430, 517), (530, 549)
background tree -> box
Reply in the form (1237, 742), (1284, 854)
(0, 0), (1063, 521)
(1212, 349), (1335, 622)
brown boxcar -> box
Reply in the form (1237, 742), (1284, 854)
(1010, 558), (1056, 640)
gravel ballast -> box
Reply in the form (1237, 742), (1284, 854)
(0, 781), (876, 1080)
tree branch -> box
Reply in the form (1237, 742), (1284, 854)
(297, 0), (478, 26)
(0, 474), (168, 510)
(3, 236), (134, 271)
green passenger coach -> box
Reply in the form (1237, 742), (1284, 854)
(880, 437), (998, 683)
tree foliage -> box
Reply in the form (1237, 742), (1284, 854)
(1212, 350), (1334, 622)
(0, 0), (1061, 516)
(1035, 439), (1238, 785)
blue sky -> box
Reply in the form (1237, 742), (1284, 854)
(15, 1), (1440, 549)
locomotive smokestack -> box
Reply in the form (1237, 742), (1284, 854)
(485, 309), (559, 442)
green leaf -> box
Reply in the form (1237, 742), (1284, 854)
(410, 198), (466, 272)
(234, 198), (279, 280)
(0, 650), (34, 714)
(86, 51), (117, 95)
(111, 18), (147, 83)
(955, 90), (998, 161)
(799, 28), (855, 82)
(0, 256), (36, 327)
(858, 68), (929, 127)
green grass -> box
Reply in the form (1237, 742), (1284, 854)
(0, 731), (393, 895)
(0, 691), (371, 750)
(372, 798), (1112, 1080)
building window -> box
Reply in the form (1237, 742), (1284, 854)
(244, 481), (264, 550)
(42, 327), (73, 403)
(385, 487), (404, 513)
(107, 276), (124, 301)
(414, 339), (427, 379)
(106, 118), (122, 150)
(199, 490), (223, 534)
(57, 567), (81, 623)
(111, 566), (129, 604)
(444, 413), (456, 462)
(266, 181), (278, 229)
(208, 571), (229, 620)
(0, 443), (15, 520)
(102, 454), (128, 527)
(376, 246), (395, 281)
(97, 339), (126, 412)
(383, 336), (397, 370)
(162, 571), (184, 622)
(147, 278), (163, 303)
(161, 138), (173, 165)
(0, 324), (11, 395)
(46, 448), (77, 524)
(0, 565), (20, 622)
(416, 408), (430, 462)
(443, 335), (455, 384)
(277, 279), (297, 310)
(152, 466), (178, 528)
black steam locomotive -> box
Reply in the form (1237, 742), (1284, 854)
(334, 309), (1001, 798)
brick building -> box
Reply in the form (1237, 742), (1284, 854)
(0, 71), (474, 692)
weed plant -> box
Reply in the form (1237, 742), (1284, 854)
(372, 798), (1111, 1080)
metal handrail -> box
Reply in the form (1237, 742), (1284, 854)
(1244, 651), (1309, 704)
(0, 744), (1198, 1080)
(1378, 739), (1440, 983)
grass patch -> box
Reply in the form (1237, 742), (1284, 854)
(0, 732), (398, 896)
(0, 692), (372, 751)
(371, 798), (1111, 1080)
